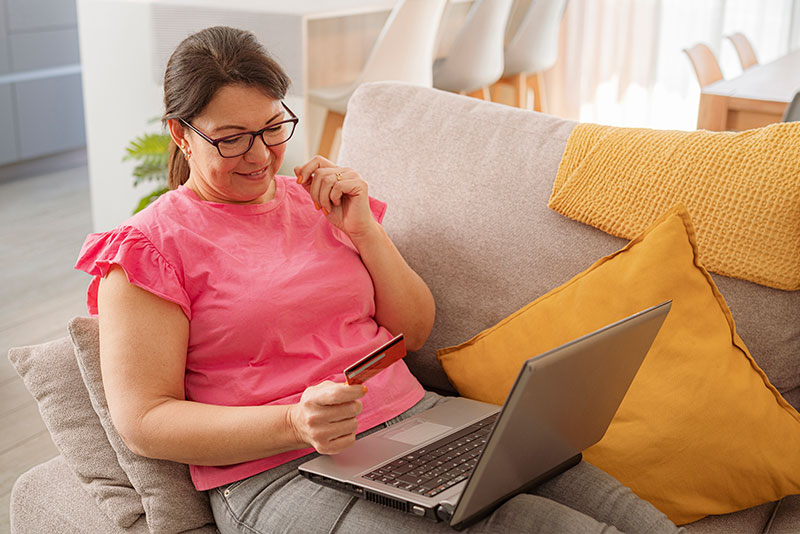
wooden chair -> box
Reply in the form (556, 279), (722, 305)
(727, 32), (758, 70)
(683, 43), (723, 88)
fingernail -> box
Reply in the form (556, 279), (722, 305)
(296, 176), (302, 184)
(362, 385), (368, 394)
(314, 201), (320, 210)
(322, 207), (329, 216)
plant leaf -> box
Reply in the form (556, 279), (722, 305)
(123, 133), (171, 163)
(133, 186), (169, 214)
(132, 160), (169, 186)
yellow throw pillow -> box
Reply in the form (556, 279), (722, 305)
(436, 205), (800, 525)
(548, 122), (800, 290)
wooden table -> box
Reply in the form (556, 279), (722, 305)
(697, 49), (800, 131)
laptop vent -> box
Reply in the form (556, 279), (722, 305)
(364, 490), (409, 513)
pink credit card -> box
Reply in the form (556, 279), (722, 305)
(344, 334), (406, 385)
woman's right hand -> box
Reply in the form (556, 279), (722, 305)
(287, 381), (367, 455)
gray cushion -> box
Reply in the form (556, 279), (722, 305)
(783, 387), (800, 409)
(683, 500), (776, 533)
(69, 316), (216, 534)
(11, 456), (150, 534)
(339, 82), (800, 405)
(768, 495), (800, 533)
(8, 336), (144, 527)
(712, 275), (800, 395)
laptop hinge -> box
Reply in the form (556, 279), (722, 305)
(449, 453), (583, 531)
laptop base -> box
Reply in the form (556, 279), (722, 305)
(301, 453), (583, 529)
(299, 470), (442, 520)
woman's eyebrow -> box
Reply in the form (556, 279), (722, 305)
(212, 111), (284, 133)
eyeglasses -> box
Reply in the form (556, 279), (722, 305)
(180, 102), (299, 158)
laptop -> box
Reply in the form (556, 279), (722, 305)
(299, 301), (671, 530)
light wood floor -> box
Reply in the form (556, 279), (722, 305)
(0, 161), (92, 532)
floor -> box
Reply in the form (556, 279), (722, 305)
(0, 157), (93, 532)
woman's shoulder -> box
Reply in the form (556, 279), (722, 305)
(132, 187), (190, 220)
(86, 188), (193, 253)
(116, 187), (193, 235)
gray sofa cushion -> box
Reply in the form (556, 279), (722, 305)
(768, 495), (800, 533)
(683, 501), (777, 533)
(8, 336), (144, 527)
(69, 316), (216, 534)
(712, 275), (800, 395)
(784, 387), (800, 409)
(11, 456), (150, 534)
(338, 82), (800, 407)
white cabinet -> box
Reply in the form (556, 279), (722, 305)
(0, 2), (10, 76)
(7, 0), (78, 31)
(16, 73), (85, 160)
(10, 28), (81, 71)
(0, 85), (19, 166)
(0, 0), (85, 168)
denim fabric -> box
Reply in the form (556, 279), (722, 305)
(209, 392), (684, 534)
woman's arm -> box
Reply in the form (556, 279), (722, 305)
(98, 265), (365, 464)
(347, 223), (435, 352)
(295, 158), (436, 351)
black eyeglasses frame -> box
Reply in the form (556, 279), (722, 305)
(179, 102), (299, 158)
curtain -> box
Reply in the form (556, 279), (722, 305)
(539, 0), (797, 129)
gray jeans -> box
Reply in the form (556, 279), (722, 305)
(209, 392), (684, 534)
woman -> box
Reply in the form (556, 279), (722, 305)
(76, 26), (683, 534)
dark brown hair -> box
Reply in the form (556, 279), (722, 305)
(162, 26), (291, 189)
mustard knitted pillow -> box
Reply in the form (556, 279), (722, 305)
(548, 122), (800, 290)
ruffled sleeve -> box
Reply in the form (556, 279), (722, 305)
(74, 226), (192, 319)
(369, 196), (387, 223)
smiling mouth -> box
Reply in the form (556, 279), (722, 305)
(237, 166), (269, 178)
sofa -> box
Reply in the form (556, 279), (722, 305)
(9, 82), (799, 533)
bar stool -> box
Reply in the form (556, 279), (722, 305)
(490, 0), (569, 111)
(432, 0), (514, 100)
(309, 0), (447, 161)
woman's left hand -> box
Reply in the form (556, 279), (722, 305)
(294, 156), (378, 239)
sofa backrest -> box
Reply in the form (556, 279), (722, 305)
(338, 82), (624, 392)
(338, 82), (800, 405)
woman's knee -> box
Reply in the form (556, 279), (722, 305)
(477, 493), (623, 534)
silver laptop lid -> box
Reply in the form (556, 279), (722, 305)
(448, 300), (671, 529)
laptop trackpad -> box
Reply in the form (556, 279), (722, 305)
(385, 420), (452, 445)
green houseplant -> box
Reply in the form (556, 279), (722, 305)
(123, 122), (171, 214)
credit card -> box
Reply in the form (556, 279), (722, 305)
(344, 334), (406, 385)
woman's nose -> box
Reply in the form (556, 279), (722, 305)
(244, 136), (270, 163)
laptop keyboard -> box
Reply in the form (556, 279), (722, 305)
(362, 413), (498, 498)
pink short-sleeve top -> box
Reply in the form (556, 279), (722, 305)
(75, 175), (425, 490)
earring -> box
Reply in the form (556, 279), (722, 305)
(181, 143), (191, 161)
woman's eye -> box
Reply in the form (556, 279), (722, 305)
(220, 136), (245, 145)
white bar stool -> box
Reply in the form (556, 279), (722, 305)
(309, 0), (448, 161)
(432, 0), (514, 100)
(491, 0), (568, 111)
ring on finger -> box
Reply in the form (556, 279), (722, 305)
(335, 171), (343, 182)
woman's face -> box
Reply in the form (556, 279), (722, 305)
(175, 84), (289, 204)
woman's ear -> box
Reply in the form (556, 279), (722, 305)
(167, 118), (189, 152)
